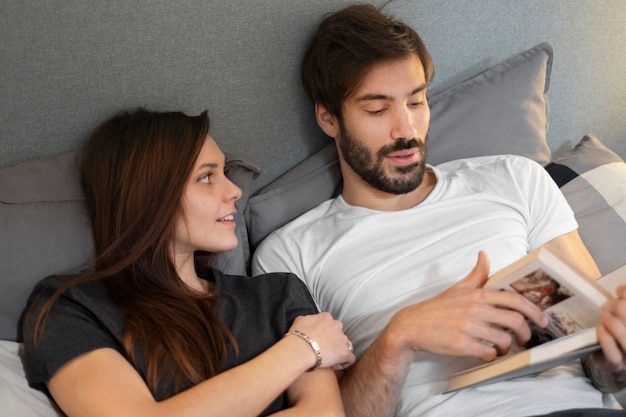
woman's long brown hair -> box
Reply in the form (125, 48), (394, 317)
(34, 108), (236, 399)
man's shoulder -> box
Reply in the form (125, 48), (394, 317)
(253, 197), (337, 257)
(252, 198), (339, 275)
(272, 197), (339, 236)
(435, 154), (543, 179)
(437, 154), (537, 169)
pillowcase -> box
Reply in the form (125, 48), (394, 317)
(246, 42), (554, 250)
(545, 135), (626, 276)
(245, 144), (342, 249)
(427, 42), (552, 166)
(0, 151), (88, 342)
(0, 340), (63, 417)
(0, 151), (259, 342)
(214, 154), (261, 275)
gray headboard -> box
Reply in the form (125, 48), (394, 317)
(2, 0), (625, 191)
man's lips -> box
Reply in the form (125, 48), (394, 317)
(386, 148), (419, 165)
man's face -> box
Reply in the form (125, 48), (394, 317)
(337, 54), (430, 195)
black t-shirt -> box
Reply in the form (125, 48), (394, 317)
(21, 268), (318, 415)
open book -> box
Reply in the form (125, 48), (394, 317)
(446, 246), (613, 393)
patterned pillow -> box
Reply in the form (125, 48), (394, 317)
(545, 135), (626, 276)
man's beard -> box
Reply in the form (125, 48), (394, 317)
(338, 123), (428, 195)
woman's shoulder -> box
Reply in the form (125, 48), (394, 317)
(27, 274), (78, 304)
(24, 272), (115, 331)
(209, 268), (303, 287)
(29, 272), (105, 301)
(209, 268), (314, 304)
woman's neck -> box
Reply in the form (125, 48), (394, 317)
(174, 252), (211, 293)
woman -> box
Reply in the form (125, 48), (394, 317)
(21, 108), (355, 416)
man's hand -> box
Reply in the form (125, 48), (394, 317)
(385, 251), (549, 362)
(595, 285), (626, 372)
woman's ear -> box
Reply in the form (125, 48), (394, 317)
(315, 103), (339, 139)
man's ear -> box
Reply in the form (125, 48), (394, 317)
(315, 103), (339, 138)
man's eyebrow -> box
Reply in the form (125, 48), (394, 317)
(355, 84), (427, 102)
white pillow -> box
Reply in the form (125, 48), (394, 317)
(0, 340), (62, 416)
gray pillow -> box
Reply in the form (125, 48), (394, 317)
(427, 42), (552, 166)
(245, 144), (341, 249)
(246, 42), (554, 250)
(214, 154), (261, 276)
(0, 151), (259, 342)
(545, 135), (626, 276)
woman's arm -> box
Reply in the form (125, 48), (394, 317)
(275, 369), (344, 416)
(48, 314), (353, 417)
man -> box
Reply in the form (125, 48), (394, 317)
(253, 4), (626, 417)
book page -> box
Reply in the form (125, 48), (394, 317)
(487, 248), (609, 350)
(447, 248), (610, 392)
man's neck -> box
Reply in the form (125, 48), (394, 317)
(341, 169), (437, 211)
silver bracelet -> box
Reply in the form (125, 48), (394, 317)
(285, 330), (322, 372)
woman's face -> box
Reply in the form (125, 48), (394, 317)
(173, 135), (242, 256)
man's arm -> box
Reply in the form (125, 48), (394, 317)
(542, 230), (601, 280)
(338, 252), (549, 417)
(338, 327), (414, 417)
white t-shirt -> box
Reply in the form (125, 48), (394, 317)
(253, 155), (607, 417)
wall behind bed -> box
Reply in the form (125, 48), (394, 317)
(1, 0), (625, 191)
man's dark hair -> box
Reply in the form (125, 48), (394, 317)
(301, 3), (435, 119)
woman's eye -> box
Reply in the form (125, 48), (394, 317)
(198, 173), (212, 184)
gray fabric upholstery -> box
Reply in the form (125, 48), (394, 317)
(1, 1), (625, 191)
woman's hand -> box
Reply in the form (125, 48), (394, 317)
(288, 312), (356, 371)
